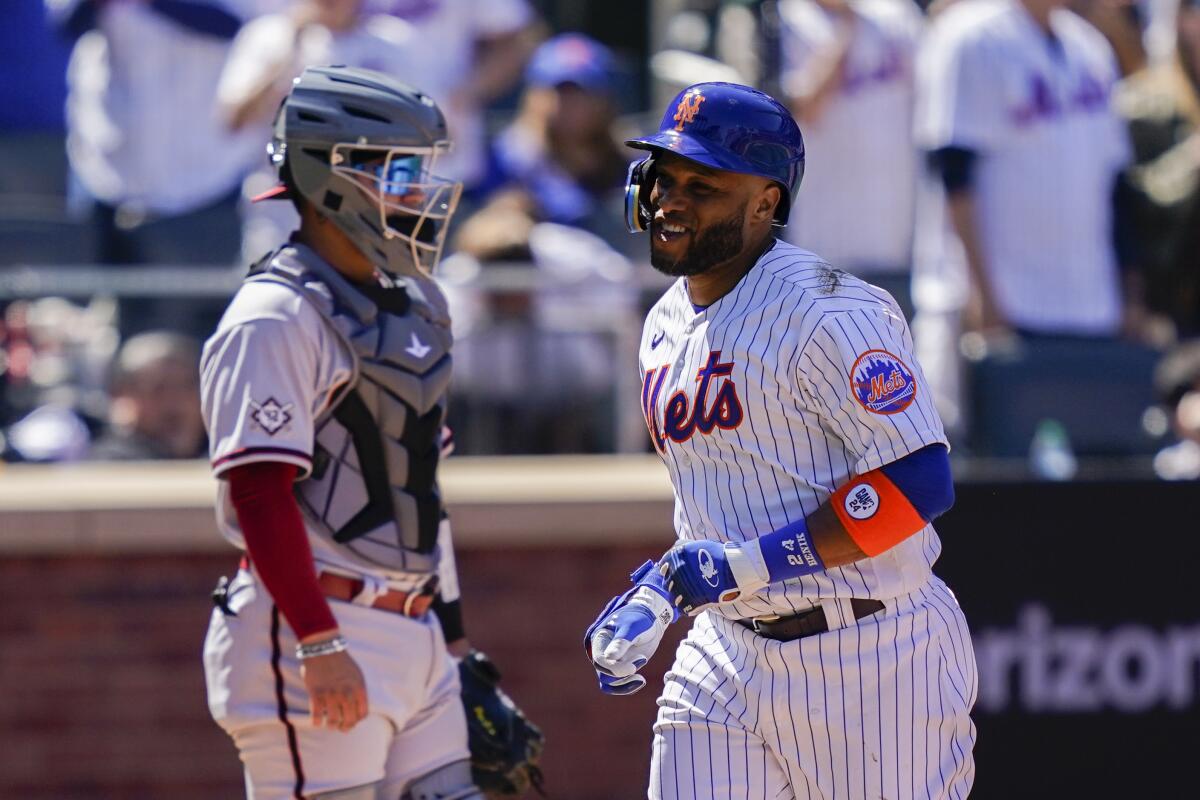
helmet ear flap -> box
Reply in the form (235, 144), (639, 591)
(624, 156), (658, 233)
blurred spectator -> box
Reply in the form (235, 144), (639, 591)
(0, 296), (119, 461)
(0, 302), (35, 426)
(219, 0), (419, 136)
(777, 0), (924, 317)
(442, 199), (638, 454)
(48, 0), (272, 265)
(47, 0), (278, 336)
(1073, 0), (1149, 75)
(474, 33), (629, 249)
(90, 331), (204, 460)
(651, 8), (747, 106)
(0, 297), (118, 426)
(1152, 340), (1200, 478)
(1144, 0), (1183, 65)
(1117, 0), (1200, 335)
(368, 0), (543, 189)
(216, 0), (424, 262)
(912, 0), (1141, 434)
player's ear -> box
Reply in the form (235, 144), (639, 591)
(750, 183), (781, 224)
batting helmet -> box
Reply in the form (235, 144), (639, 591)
(259, 65), (462, 277)
(624, 82), (805, 232)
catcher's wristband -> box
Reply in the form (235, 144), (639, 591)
(296, 634), (349, 660)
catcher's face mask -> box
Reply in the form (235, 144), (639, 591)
(330, 142), (463, 276)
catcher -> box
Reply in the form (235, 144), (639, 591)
(200, 65), (542, 799)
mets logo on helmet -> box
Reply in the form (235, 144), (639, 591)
(849, 350), (917, 415)
(673, 90), (706, 131)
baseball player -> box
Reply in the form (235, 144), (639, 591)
(910, 0), (1136, 433)
(778, 0), (924, 316)
(585, 82), (977, 799)
(200, 66), (540, 799)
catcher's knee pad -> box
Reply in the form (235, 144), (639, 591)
(310, 782), (380, 799)
(401, 759), (482, 800)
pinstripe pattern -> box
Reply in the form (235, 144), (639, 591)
(640, 240), (974, 798)
(640, 240), (948, 621)
(650, 581), (976, 800)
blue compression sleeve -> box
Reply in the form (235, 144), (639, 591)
(928, 147), (978, 194)
(879, 444), (954, 522)
(1112, 173), (1140, 271)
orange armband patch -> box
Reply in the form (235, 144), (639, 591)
(830, 470), (927, 558)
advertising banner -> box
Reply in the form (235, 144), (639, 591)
(936, 480), (1200, 799)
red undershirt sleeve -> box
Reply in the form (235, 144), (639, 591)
(226, 461), (338, 640)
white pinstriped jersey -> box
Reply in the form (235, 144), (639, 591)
(640, 240), (948, 620)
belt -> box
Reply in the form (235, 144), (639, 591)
(317, 572), (438, 618)
(738, 598), (885, 642)
(239, 555), (436, 618)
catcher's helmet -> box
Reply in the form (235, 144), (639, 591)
(624, 82), (805, 232)
(260, 65), (462, 277)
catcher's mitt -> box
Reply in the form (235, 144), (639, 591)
(459, 650), (545, 797)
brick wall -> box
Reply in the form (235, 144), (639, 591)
(0, 543), (682, 800)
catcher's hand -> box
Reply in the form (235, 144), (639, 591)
(459, 650), (545, 797)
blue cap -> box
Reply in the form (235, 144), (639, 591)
(525, 33), (616, 93)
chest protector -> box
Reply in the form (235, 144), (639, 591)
(248, 245), (452, 575)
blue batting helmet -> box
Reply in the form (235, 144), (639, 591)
(624, 82), (805, 232)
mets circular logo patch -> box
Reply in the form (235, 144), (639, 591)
(849, 350), (916, 415)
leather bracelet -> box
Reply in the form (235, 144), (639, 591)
(295, 635), (348, 660)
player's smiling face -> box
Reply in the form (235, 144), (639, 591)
(647, 153), (772, 278)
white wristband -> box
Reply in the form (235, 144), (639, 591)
(725, 540), (770, 596)
(631, 585), (676, 627)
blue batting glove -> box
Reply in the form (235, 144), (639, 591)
(597, 671), (647, 695)
(659, 540), (741, 615)
(591, 602), (658, 695)
(584, 560), (678, 696)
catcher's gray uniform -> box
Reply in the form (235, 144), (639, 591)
(201, 243), (469, 798)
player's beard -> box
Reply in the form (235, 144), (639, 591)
(650, 205), (745, 278)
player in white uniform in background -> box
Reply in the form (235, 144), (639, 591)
(585, 82), (976, 799)
(217, 0), (423, 263)
(364, 0), (541, 188)
(911, 0), (1135, 434)
(201, 66), (541, 799)
(778, 0), (924, 317)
